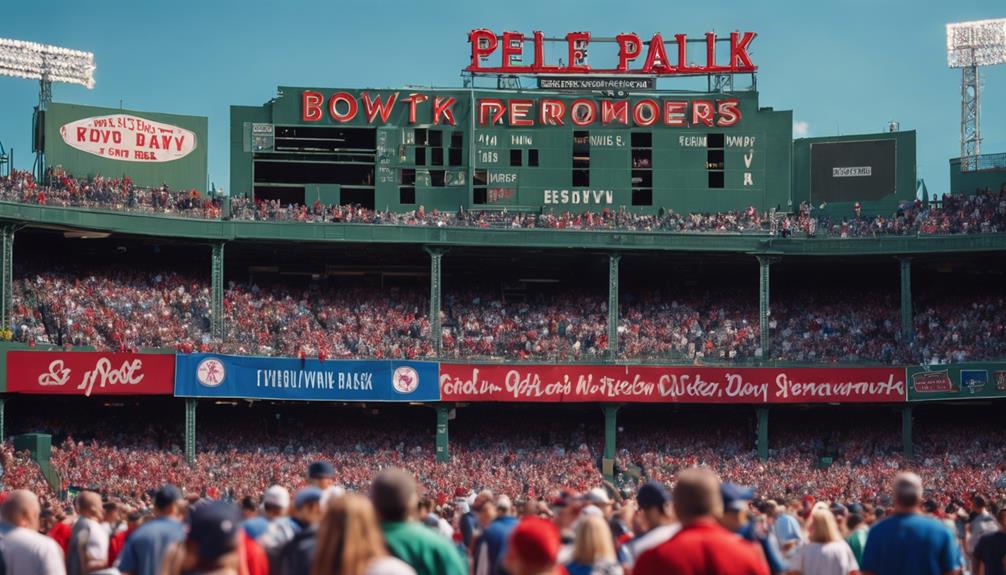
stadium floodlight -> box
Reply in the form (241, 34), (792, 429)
(946, 19), (1006, 172)
(0, 38), (95, 90)
(0, 37), (95, 181)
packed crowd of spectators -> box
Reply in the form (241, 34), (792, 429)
(10, 264), (1006, 364)
(3, 171), (1005, 237)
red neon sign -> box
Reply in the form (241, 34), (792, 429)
(466, 30), (758, 76)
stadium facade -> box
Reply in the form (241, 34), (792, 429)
(4, 28), (1006, 490)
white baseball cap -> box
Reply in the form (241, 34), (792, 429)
(263, 485), (290, 509)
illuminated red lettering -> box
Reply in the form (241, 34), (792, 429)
(478, 99), (506, 126)
(633, 99), (659, 127)
(674, 34), (700, 73)
(508, 100), (533, 126)
(502, 31), (525, 71)
(616, 33), (642, 71)
(433, 96), (457, 125)
(642, 34), (673, 73)
(601, 100), (628, 125)
(705, 33), (719, 70)
(716, 99), (741, 127)
(664, 101), (688, 127)
(404, 93), (429, 124)
(328, 92), (358, 123)
(566, 32), (590, 72)
(302, 90), (324, 122)
(570, 99), (596, 126)
(692, 100), (714, 127)
(361, 92), (399, 124)
(469, 29), (498, 70)
(539, 99), (566, 125)
(730, 32), (757, 70)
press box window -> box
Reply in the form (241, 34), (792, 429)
(449, 148), (463, 166)
(473, 187), (487, 204)
(451, 132), (463, 148)
(707, 133), (725, 148)
(399, 187), (416, 204)
(415, 147), (426, 165)
(428, 130), (443, 147)
(706, 149), (724, 170)
(529, 149), (539, 166)
(414, 128), (428, 146)
(400, 168), (416, 185)
(708, 171), (725, 188)
(632, 189), (652, 206)
(510, 149), (522, 167)
(474, 169), (487, 185)
(430, 170), (445, 187)
(431, 147), (444, 166)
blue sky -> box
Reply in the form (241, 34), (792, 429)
(0, 0), (1003, 195)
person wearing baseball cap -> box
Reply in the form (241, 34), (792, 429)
(720, 483), (785, 575)
(503, 516), (564, 575)
(161, 501), (243, 575)
(861, 472), (962, 575)
(277, 487), (324, 575)
(254, 485), (298, 574)
(621, 481), (678, 571)
(307, 461), (345, 507)
(116, 485), (185, 575)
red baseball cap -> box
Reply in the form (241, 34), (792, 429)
(507, 517), (560, 570)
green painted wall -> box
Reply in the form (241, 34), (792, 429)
(948, 158), (1006, 195)
(793, 130), (916, 217)
(232, 87), (792, 214)
(44, 103), (208, 192)
(908, 363), (1006, 401)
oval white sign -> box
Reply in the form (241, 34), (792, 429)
(59, 114), (197, 163)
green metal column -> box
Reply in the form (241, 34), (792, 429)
(757, 407), (769, 461)
(756, 256), (777, 358)
(1, 224), (14, 332)
(184, 399), (197, 466)
(900, 258), (913, 341)
(901, 405), (914, 460)
(0, 397), (5, 442)
(425, 247), (445, 356)
(607, 253), (620, 360)
(602, 404), (619, 480)
(211, 242), (225, 340)
(435, 404), (450, 463)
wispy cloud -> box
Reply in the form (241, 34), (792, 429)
(793, 120), (810, 138)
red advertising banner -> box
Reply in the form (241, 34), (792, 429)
(6, 352), (175, 396)
(440, 364), (907, 404)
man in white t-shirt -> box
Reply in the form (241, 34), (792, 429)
(0, 490), (66, 575)
(67, 491), (111, 575)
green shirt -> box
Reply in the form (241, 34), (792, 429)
(382, 521), (469, 575)
(846, 526), (868, 566)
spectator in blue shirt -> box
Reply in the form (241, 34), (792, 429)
(116, 485), (185, 575)
(861, 472), (961, 575)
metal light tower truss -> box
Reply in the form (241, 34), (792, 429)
(0, 38), (95, 180)
(946, 19), (1006, 172)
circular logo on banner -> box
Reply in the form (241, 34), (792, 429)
(392, 366), (420, 394)
(196, 358), (226, 387)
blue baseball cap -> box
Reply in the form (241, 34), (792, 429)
(636, 481), (672, 510)
(294, 486), (323, 509)
(721, 483), (755, 512)
(153, 485), (182, 509)
(308, 461), (335, 479)
(188, 501), (241, 561)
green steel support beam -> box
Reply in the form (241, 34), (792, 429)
(0, 397), (5, 442)
(901, 405), (914, 460)
(607, 253), (620, 361)
(211, 242), (225, 340)
(757, 407), (769, 462)
(602, 404), (620, 480)
(756, 256), (779, 359)
(184, 398), (197, 466)
(900, 258), (913, 341)
(425, 247), (446, 356)
(1, 224), (14, 332)
(435, 404), (450, 463)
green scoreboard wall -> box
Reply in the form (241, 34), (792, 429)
(44, 103), (208, 192)
(231, 87), (793, 214)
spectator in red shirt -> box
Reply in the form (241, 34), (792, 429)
(633, 468), (769, 575)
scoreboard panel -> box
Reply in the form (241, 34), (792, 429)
(232, 87), (792, 214)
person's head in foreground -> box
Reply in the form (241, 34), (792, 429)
(311, 492), (407, 575)
(370, 468), (418, 523)
(171, 501), (242, 575)
(673, 467), (723, 525)
(893, 472), (924, 513)
(503, 516), (563, 575)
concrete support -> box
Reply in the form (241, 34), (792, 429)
(211, 242), (225, 340)
(900, 258), (913, 341)
(602, 404), (620, 480)
(901, 405), (914, 460)
(607, 253), (621, 360)
(435, 404), (450, 463)
(757, 407), (769, 462)
(425, 247), (446, 356)
(184, 399), (197, 466)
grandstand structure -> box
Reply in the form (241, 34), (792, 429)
(0, 28), (1005, 493)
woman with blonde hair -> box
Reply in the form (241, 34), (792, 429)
(788, 506), (859, 575)
(563, 514), (623, 575)
(310, 493), (415, 575)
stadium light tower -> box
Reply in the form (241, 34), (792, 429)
(0, 38), (95, 180)
(946, 19), (1006, 172)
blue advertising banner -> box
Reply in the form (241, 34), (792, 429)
(174, 353), (440, 402)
